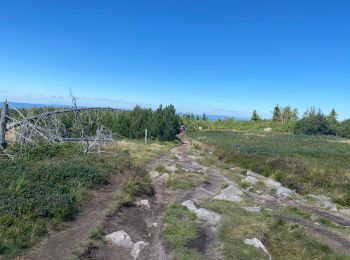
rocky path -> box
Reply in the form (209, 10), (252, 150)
(20, 179), (124, 260)
(21, 139), (350, 259)
(87, 139), (229, 259)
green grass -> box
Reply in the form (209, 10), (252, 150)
(155, 164), (169, 173)
(167, 177), (195, 190)
(188, 130), (350, 206)
(162, 204), (204, 259)
(282, 207), (312, 220)
(0, 141), (148, 258)
(199, 199), (347, 260)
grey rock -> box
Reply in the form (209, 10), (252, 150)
(213, 184), (243, 202)
(264, 178), (281, 189)
(244, 238), (271, 260)
(276, 186), (294, 198)
(149, 171), (160, 179)
(182, 200), (221, 225)
(105, 230), (134, 249)
(138, 199), (150, 209)
(339, 208), (350, 217)
(308, 195), (337, 211)
(131, 241), (149, 259)
(241, 176), (259, 185)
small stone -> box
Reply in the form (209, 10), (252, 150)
(263, 127), (272, 132)
(276, 186), (294, 198)
(166, 165), (177, 172)
(241, 176), (258, 185)
(213, 184), (243, 202)
(247, 170), (263, 179)
(181, 200), (221, 225)
(105, 230), (134, 249)
(149, 171), (160, 179)
(158, 173), (169, 181)
(152, 222), (158, 228)
(139, 199), (151, 209)
(264, 178), (281, 189)
(174, 154), (182, 160)
(182, 200), (197, 212)
(131, 241), (149, 259)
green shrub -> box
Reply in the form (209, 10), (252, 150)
(0, 150), (129, 257)
(340, 119), (350, 138)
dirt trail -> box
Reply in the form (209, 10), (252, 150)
(87, 140), (228, 259)
(20, 179), (124, 260)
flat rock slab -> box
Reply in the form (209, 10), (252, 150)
(213, 184), (243, 202)
(276, 186), (294, 198)
(308, 194), (337, 211)
(182, 200), (221, 225)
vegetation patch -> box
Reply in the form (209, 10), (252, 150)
(199, 199), (345, 260)
(0, 141), (142, 258)
(162, 204), (204, 259)
(189, 130), (350, 206)
(166, 171), (204, 190)
(281, 207), (312, 220)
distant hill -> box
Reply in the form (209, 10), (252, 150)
(1, 102), (248, 121)
(207, 114), (248, 121)
(0, 102), (67, 109)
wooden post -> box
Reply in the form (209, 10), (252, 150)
(144, 129), (148, 144)
(0, 100), (9, 149)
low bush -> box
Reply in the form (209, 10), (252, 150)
(0, 142), (133, 257)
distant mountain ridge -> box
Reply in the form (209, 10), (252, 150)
(1, 102), (248, 121)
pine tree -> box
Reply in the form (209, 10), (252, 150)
(251, 110), (261, 122)
(328, 108), (338, 122)
(202, 113), (208, 121)
(272, 105), (281, 122)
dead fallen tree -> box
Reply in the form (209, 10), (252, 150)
(0, 99), (123, 158)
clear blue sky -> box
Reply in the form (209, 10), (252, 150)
(0, 0), (349, 119)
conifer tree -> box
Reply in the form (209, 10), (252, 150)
(251, 110), (261, 122)
(272, 105), (281, 122)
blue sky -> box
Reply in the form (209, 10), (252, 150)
(0, 0), (349, 119)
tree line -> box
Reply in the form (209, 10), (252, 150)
(251, 105), (350, 138)
(4, 104), (181, 142)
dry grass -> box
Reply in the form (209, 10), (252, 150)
(102, 139), (176, 166)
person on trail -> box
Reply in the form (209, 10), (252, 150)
(179, 125), (186, 136)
